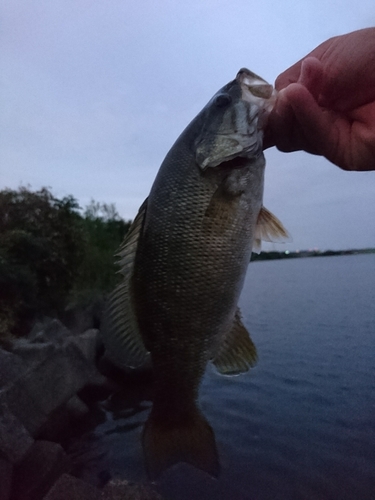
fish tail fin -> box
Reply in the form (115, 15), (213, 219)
(142, 408), (220, 480)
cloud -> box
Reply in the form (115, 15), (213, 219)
(1, 0), (374, 249)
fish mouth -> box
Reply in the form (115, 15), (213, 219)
(236, 68), (277, 127)
(215, 155), (254, 170)
(197, 140), (262, 170)
(195, 69), (276, 171)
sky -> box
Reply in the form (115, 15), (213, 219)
(1, 0), (375, 251)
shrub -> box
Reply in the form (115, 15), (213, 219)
(0, 187), (131, 337)
(68, 200), (131, 307)
(0, 187), (86, 335)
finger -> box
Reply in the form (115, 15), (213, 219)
(272, 83), (375, 171)
(267, 84), (319, 154)
(297, 57), (324, 101)
(281, 83), (371, 171)
(284, 83), (337, 158)
(274, 38), (329, 92)
(275, 60), (303, 90)
(267, 88), (303, 152)
(270, 59), (325, 152)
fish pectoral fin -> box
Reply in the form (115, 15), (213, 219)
(143, 409), (220, 480)
(212, 309), (257, 375)
(253, 206), (291, 253)
(101, 198), (150, 369)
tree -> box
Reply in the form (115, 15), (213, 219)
(0, 187), (132, 337)
(70, 200), (131, 302)
(0, 187), (85, 335)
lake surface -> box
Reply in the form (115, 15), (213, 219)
(67, 254), (375, 500)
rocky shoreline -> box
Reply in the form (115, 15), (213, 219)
(0, 319), (161, 500)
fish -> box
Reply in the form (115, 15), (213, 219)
(102, 68), (289, 479)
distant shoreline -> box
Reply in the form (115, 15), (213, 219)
(250, 248), (375, 262)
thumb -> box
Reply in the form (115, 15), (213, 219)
(282, 82), (337, 157)
(267, 58), (325, 152)
(270, 82), (337, 157)
(297, 57), (324, 101)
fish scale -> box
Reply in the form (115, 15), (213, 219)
(101, 68), (289, 479)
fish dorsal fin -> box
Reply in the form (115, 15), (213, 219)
(253, 206), (291, 253)
(212, 309), (257, 375)
(116, 198), (148, 273)
(101, 199), (150, 369)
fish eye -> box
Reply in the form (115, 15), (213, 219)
(214, 94), (232, 107)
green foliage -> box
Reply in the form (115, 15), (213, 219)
(0, 187), (131, 337)
(69, 199), (131, 306)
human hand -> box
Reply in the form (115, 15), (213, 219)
(265, 28), (375, 171)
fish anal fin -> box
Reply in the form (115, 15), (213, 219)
(143, 409), (220, 480)
(212, 309), (257, 375)
(254, 206), (291, 252)
(101, 199), (149, 370)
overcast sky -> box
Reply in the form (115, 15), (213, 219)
(1, 0), (375, 250)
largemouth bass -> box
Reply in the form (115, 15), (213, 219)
(102, 68), (288, 479)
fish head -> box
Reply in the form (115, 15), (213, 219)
(195, 68), (277, 170)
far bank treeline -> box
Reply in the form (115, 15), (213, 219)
(0, 187), (131, 338)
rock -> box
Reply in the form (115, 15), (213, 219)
(0, 458), (12, 500)
(0, 349), (28, 387)
(63, 296), (106, 334)
(6, 348), (85, 436)
(28, 319), (72, 345)
(0, 393), (34, 464)
(64, 329), (102, 371)
(78, 377), (117, 405)
(62, 328), (108, 389)
(65, 394), (90, 418)
(42, 476), (165, 500)
(102, 478), (164, 500)
(42, 474), (102, 500)
(37, 395), (90, 442)
(0, 319), (115, 499)
(3, 334), (103, 436)
(11, 441), (71, 500)
(8, 341), (57, 370)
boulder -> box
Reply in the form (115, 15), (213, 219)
(11, 441), (71, 500)
(7, 339), (56, 365)
(4, 342), (92, 435)
(0, 320), (118, 499)
(27, 319), (72, 345)
(0, 348), (29, 387)
(3, 327), (106, 437)
(0, 393), (34, 464)
(42, 474), (102, 500)
(37, 395), (90, 442)
(0, 458), (12, 500)
(64, 329), (103, 375)
(102, 478), (164, 500)
(63, 295), (106, 334)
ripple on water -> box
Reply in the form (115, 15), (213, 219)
(65, 255), (375, 500)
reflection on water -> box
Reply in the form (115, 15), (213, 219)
(65, 376), (153, 488)
(65, 255), (375, 500)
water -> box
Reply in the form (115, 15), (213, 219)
(67, 254), (375, 499)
